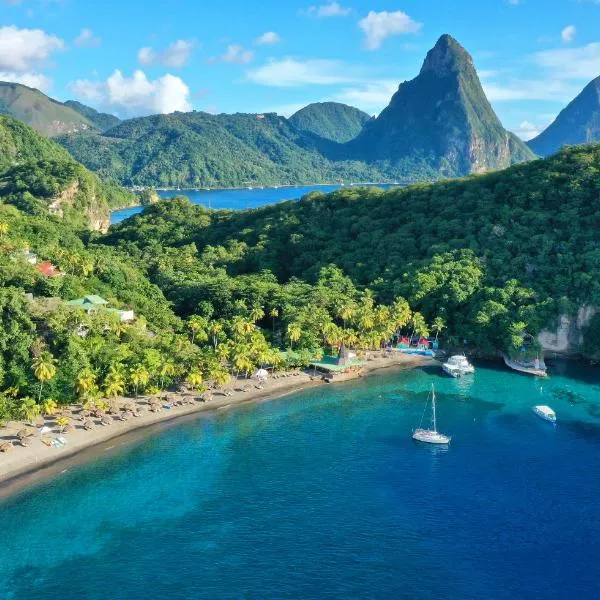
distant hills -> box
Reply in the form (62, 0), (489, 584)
(528, 76), (600, 157)
(0, 82), (119, 137)
(7, 34), (581, 186)
(289, 102), (371, 143)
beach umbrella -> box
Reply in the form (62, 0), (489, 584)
(17, 428), (33, 446)
(254, 368), (269, 380)
(83, 419), (94, 431)
(101, 415), (112, 426)
(123, 401), (135, 412)
(0, 441), (13, 452)
(63, 423), (74, 433)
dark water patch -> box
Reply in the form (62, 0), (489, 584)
(552, 388), (587, 405)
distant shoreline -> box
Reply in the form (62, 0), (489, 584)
(0, 353), (432, 500)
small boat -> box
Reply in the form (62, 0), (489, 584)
(442, 355), (475, 378)
(533, 405), (556, 423)
(413, 385), (451, 444)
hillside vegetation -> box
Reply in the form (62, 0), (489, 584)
(104, 144), (600, 360)
(0, 116), (133, 231)
(289, 102), (371, 143)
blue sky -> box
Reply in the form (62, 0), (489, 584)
(1, 0), (600, 139)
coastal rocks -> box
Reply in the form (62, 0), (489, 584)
(538, 305), (598, 354)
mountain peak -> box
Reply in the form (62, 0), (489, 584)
(420, 34), (474, 76)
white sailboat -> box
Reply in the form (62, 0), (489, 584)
(413, 384), (451, 444)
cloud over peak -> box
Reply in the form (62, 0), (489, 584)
(358, 11), (422, 51)
(69, 69), (192, 117)
(0, 25), (64, 72)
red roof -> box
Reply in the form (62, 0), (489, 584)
(418, 338), (431, 346)
(36, 261), (61, 277)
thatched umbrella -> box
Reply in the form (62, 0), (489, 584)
(17, 428), (33, 446)
(123, 401), (135, 412)
(0, 441), (13, 452)
(101, 415), (112, 426)
(62, 423), (75, 433)
(122, 410), (134, 421)
(203, 390), (213, 402)
(83, 419), (94, 431)
(79, 409), (91, 421)
(149, 400), (160, 413)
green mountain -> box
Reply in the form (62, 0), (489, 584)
(528, 77), (600, 157)
(0, 115), (133, 230)
(348, 34), (535, 177)
(289, 102), (371, 143)
(0, 82), (97, 137)
(64, 100), (121, 132)
(56, 111), (386, 187)
(56, 35), (533, 187)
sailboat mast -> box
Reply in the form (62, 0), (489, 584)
(431, 385), (437, 433)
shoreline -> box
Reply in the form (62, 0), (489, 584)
(0, 353), (432, 500)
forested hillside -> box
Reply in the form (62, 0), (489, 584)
(0, 116), (133, 230)
(105, 144), (600, 358)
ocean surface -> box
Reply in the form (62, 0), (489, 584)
(1, 360), (599, 599)
(111, 184), (394, 224)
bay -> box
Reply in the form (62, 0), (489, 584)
(1, 360), (598, 599)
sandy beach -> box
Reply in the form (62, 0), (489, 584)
(0, 352), (433, 499)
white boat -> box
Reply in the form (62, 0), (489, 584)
(442, 355), (475, 378)
(413, 385), (451, 444)
(533, 405), (556, 423)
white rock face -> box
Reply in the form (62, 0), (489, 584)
(538, 305), (597, 353)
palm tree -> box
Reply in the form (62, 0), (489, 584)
(18, 397), (40, 425)
(432, 316), (446, 342)
(104, 365), (125, 399)
(209, 321), (224, 350)
(0, 221), (8, 237)
(76, 368), (96, 400)
(42, 399), (58, 416)
(129, 364), (150, 398)
(159, 362), (177, 391)
(410, 312), (430, 340)
(338, 304), (356, 330)
(187, 316), (208, 345)
(287, 322), (302, 350)
(269, 307), (279, 334)
(186, 370), (203, 392)
(249, 306), (264, 323)
(212, 369), (231, 390)
(32, 351), (57, 403)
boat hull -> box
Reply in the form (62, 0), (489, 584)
(533, 406), (556, 423)
(412, 429), (451, 444)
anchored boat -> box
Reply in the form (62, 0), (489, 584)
(442, 355), (475, 378)
(533, 405), (556, 423)
(413, 384), (451, 444)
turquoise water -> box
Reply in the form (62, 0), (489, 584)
(111, 184), (396, 224)
(1, 360), (599, 599)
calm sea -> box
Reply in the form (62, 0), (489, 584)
(110, 184), (395, 224)
(1, 360), (598, 599)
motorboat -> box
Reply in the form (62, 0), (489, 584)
(533, 405), (556, 423)
(442, 355), (475, 378)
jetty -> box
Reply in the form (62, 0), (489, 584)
(502, 353), (548, 377)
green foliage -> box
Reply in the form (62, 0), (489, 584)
(63, 100), (121, 132)
(289, 102), (371, 143)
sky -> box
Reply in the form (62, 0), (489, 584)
(1, 0), (600, 140)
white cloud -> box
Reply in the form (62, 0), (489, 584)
(0, 71), (52, 92)
(483, 79), (579, 102)
(255, 31), (281, 45)
(68, 70), (192, 117)
(138, 39), (196, 68)
(0, 25), (64, 72)
(334, 80), (398, 113)
(211, 45), (254, 64)
(246, 58), (362, 87)
(513, 120), (541, 141)
(561, 25), (576, 43)
(304, 2), (351, 17)
(534, 42), (600, 79)
(358, 10), (422, 51)
(74, 28), (101, 48)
